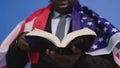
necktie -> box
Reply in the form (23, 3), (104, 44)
(56, 15), (67, 41)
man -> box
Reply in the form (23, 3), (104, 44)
(0, 0), (120, 68)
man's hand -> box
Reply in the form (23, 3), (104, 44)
(17, 32), (30, 52)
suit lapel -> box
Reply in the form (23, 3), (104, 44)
(45, 12), (53, 33)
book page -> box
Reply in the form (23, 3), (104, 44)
(61, 28), (96, 47)
(26, 29), (61, 46)
(26, 28), (96, 48)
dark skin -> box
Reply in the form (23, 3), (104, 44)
(18, 0), (78, 52)
(51, 0), (77, 14)
(17, 32), (30, 52)
(8, 1), (118, 68)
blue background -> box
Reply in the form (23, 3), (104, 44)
(0, 0), (120, 43)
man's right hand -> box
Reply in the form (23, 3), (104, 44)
(17, 32), (30, 52)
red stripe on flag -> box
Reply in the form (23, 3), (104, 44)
(2, 65), (7, 68)
(32, 4), (51, 30)
(116, 53), (120, 60)
(118, 66), (120, 68)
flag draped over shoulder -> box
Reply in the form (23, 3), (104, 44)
(0, 5), (51, 68)
(72, 1), (120, 66)
(0, 2), (120, 68)
(0, 21), (24, 68)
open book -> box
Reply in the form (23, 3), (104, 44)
(25, 28), (96, 50)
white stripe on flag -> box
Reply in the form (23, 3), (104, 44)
(113, 45), (120, 66)
(24, 18), (36, 32)
(0, 19), (35, 67)
(86, 32), (120, 55)
(0, 20), (24, 66)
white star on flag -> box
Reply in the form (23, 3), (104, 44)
(112, 28), (118, 32)
(92, 44), (98, 49)
(81, 20), (84, 23)
(79, 11), (84, 14)
(97, 20), (101, 24)
(82, 17), (87, 20)
(105, 22), (110, 25)
(98, 37), (104, 42)
(87, 22), (93, 26)
(104, 27), (107, 32)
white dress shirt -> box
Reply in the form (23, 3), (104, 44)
(51, 11), (71, 36)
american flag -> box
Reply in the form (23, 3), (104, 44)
(0, 2), (120, 68)
(113, 42), (120, 66)
(72, 2), (120, 66)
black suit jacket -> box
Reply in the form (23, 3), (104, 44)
(33, 12), (118, 68)
(6, 12), (118, 68)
